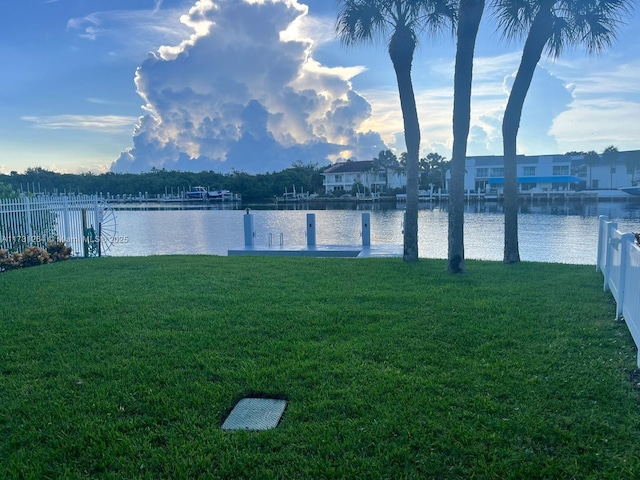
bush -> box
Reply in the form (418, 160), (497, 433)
(0, 249), (10, 272)
(46, 240), (72, 262)
(1, 241), (73, 272)
(20, 247), (51, 267)
(0, 249), (23, 272)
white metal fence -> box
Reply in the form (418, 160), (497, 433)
(597, 215), (640, 366)
(0, 195), (115, 257)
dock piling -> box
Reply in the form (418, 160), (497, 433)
(307, 213), (316, 246)
(362, 213), (371, 246)
(244, 209), (254, 246)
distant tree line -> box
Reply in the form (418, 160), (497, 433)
(0, 151), (454, 201)
(0, 162), (327, 201)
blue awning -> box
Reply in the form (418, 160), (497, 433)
(487, 175), (582, 184)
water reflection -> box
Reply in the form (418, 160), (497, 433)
(109, 200), (640, 264)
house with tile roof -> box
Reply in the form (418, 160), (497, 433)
(322, 160), (407, 194)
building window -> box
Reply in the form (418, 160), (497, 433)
(490, 167), (504, 177)
(523, 166), (536, 176)
(476, 168), (488, 177)
(552, 165), (569, 175)
(335, 174), (343, 183)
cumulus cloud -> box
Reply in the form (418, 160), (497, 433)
(112, 0), (386, 173)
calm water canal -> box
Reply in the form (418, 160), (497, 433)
(108, 200), (640, 265)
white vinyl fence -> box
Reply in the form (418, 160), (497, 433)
(597, 215), (640, 366)
(0, 195), (115, 257)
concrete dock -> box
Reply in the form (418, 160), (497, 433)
(228, 244), (403, 258)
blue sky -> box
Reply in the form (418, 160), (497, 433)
(1, 0), (638, 174)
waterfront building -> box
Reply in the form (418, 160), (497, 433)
(464, 150), (640, 194)
(322, 150), (640, 195)
(322, 160), (406, 194)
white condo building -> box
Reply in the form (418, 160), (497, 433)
(321, 151), (640, 195)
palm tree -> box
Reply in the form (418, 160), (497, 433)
(448, 0), (485, 273)
(425, 152), (449, 190)
(602, 145), (620, 188)
(583, 150), (600, 189)
(373, 149), (399, 192)
(418, 156), (430, 188)
(494, 0), (632, 263)
(336, 0), (455, 262)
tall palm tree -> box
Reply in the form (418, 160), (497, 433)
(448, 0), (485, 273)
(373, 149), (399, 192)
(602, 145), (620, 188)
(425, 152), (449, 190)
(336, 0), (455, 262)
(583, 150), (600, 189)
(494, 0), (632, 263)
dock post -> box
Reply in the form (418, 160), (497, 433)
(362, 213), (371, 246)
(307, 213), (316, 246)
(244, 209), (254, 246)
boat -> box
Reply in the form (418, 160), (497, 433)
(619, 186), (640, 196)
(186, 186), (209, 199)
(186, 187), (240, 201)
(207, 189), (239, 201)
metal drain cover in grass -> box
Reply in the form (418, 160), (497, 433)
(221, 398), (287, 431)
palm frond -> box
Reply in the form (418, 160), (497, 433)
(493, 0), (632, 55)
(335, 0), (391, 45)
(492, 0), (538, 43)
(413, 0), (458, 38)
(545, 15), (571, 57)
(570, 0), (633, 54)
(335, 0), (457, 45)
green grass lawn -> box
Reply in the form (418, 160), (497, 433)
(2, 256), (640, 479)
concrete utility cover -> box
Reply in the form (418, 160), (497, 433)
(221, 398), (287, 431)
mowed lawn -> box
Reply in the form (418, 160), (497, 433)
(2, 256), (640, 479)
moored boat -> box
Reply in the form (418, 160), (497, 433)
(186, 186), (209, 199)
(619, 186), (640, 196)
(185, 187), (240, 201)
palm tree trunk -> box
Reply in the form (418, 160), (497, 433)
(390, 26), (420, 262)
(502, 9), (554, 264)
(448, 0), (485, 273)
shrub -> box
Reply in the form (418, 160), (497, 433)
(0, 250), (23, 272)
(20, 247), (51, 268)
(46, 240), (72, 262)
(1, 241), (73, 272)
(0, 249), (10, 272)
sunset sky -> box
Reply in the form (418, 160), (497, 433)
(1, 0), (638, 174)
